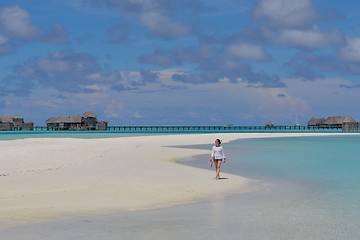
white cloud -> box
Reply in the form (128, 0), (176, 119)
(339, 37), (360, 62)
(36, 58), (71, 73)
(254, 0), (317, 28)
(84, 0), (196, 39)
(226, 43), (270, 61)
(140, 11), (190, 38)
(0, 34), (11, 54)
(0, 5), (68, 52)
(81, 84), (108, 92)
(120, 71), (146, 87)
(0, 5), (39, 39)
(157, 68), (183, 83)
(265, 28), (343, 49)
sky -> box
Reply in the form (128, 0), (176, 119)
(1, 0), (360, 126)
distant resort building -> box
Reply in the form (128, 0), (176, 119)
(0, 116), (34, 131)
(46, 112), (107, 131)
(307, 116), (359, 132)
(307, 116), (356, 127)
(265, 121), (274, 127)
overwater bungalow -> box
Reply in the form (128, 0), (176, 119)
(307, 116), (357, 128)
(46, 112), (107, 131)
(0, 116), (34, 131)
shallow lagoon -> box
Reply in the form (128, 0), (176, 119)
(1, 135), (360, 239)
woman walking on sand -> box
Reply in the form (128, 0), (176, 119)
(209, 139), (226, 180)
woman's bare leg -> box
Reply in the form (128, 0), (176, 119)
(214, 160), (222, 179)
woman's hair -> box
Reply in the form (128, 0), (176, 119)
(215, 138), (222, 145)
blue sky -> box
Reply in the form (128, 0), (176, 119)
(1, 0), (360, 126)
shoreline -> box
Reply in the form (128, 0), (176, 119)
(0, 132), (355, 229)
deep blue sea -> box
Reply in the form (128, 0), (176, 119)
(1, 134), (360, 239)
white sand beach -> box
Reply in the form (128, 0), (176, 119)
(0, 132), (347, 228)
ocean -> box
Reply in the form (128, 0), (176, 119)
(1, 134), (360, 239)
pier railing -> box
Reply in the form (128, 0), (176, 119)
(104, 125), (344, 133)
(32, 125), (346, 133)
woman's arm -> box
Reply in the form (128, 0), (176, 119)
(210, 146), (215, 159)
(222, 146), (226, 163)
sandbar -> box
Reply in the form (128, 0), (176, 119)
(0, 132), (348, 228)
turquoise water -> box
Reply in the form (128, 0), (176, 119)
(228, 135), (360, 191)
(0, 131), (170, 140)
(184, 135), (360, 238)
(232, 135), (360, 209)
(1, 135), (360, 239)
(0, 130), (227, 141)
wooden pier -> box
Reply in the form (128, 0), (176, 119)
(104, 125), (343, 133)
(32, 125), (344, 133)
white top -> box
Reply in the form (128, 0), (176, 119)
(211, 145), (225, 160)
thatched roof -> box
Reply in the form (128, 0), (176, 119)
(0, 116), (22, 123)
(46, 116), (82, 124)
(308, 116), (357, 126)
(46, 117), (56, 123)
(323, 116), (356, 125)
(82, 112), (96, 118)
(307, 117), (326, 126)
(46, 112), (97, 124)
